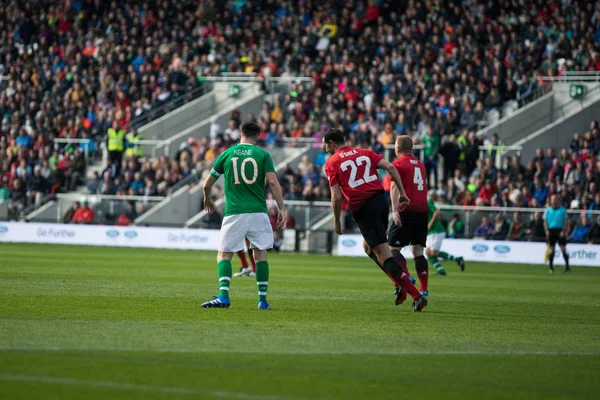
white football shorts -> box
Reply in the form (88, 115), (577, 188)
(426, 232), (445, 251)
(219, 212), (274, 252)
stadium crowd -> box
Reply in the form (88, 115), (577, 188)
(2, 0), (600, 232)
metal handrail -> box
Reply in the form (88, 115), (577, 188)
(55, 193), (164, 201)
(129, 83), (212, 128)
(437, 204), (600, 215)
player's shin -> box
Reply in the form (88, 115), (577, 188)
(414, 255), (428, 292)
(256, 260), (269, 301)
(429, 256), (443, 271)
(391, 249), (411, 277)
(369, 251), (399, 286)
(237, 250), (249, 268)
(438, 251), (455, 261)
(218, 259), (232, 298)
(383, 258), (421, 301)
(248, 249), (256, 272)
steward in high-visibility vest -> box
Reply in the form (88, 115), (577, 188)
(125, 131), (143, 158)
(457, 133), (467, 162)
(487, 134), (504, 166)
(107, 126), (125, 152)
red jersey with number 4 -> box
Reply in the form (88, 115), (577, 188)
(393, 154), (428, 212)
(324, 147), (384, 212)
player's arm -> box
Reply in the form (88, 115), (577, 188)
(203, 155), (224, 214)
(330, 183), (343, 235)
(429, 209), (440, 231)
(543, 213), (549, 236)
(377, 159), (409, 205)
(202, 175), (217, 214)
(266, 171), (287, 228)
(390, 182), (402, 227)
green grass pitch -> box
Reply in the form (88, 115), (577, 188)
(0, 243), (599, 400)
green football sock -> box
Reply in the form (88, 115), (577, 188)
(218, 259), (232, 298)
(255, 261), (269, 302)
(429, 256), (444, 271)
(439, 251), (455, 261)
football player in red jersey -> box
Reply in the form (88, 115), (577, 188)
(323, 129), (427, 312)
(388, 136), (431, 297)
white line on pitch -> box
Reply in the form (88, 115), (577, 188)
(0, 346), (596, 356)
(0, 374), (312, 400)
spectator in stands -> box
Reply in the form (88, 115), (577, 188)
(507, 212), (527, 241)
(422, 127), (440, 187)
(527, 212), (547, 242)
(532, 176), (550, 206)
(447, 213), (464, 239)
(477, 180), (496, 206)
(26, 166), (47, 206)
(62, 202), (80, 224)
(570, 214), (592, 243)
(491, 214), (510, 240)
(474, 216), (494, 239)
(72, 200), (95, 224)
(587, 217), (600, 244)
(0, 176), (9, 201)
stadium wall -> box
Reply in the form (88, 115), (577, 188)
(1, 222), (598, 267)
(336, 234), (600, 267)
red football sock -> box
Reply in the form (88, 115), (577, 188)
(414, 255), (428, 292)
(383, 258), (421, 301)
(369, 252), (399, 286)
(237, 250), (248, 268)
(248, 249), (256, 272)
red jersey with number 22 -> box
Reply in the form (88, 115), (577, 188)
(393, 154), (428, 212)
(324, 147), (384, 212)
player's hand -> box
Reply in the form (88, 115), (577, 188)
(398, 194), (410, 208)
(545, 229), (550, 237)
(277, 208), (288, 229)
(204, 197), (216, 214)
(334, 219), (343, 235)
(393, 211), (402, 228)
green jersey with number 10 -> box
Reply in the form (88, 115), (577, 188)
(210, 144), (276, 217)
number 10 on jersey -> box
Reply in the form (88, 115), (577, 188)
(231, 157), (258, 184)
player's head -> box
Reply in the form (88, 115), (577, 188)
(323, 128), (345, 154)
(551, 193), (561, 208)
(395, 135), (413, 156)
(239, 121), (261, 144)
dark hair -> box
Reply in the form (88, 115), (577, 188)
(323, 128), (345, 145)
(241, 121), (260, 138)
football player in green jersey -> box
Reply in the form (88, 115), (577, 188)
(426, 192), (465, 275)
(201, 122), (287, 309)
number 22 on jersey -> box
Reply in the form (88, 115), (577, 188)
(341, 156), (378, 188)
(231, 157), (258, 184)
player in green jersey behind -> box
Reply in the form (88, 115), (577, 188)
(426, 192), (465, 276)
(201, 122), (287, 309)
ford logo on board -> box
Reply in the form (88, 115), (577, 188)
(342, 239), (357, 247)
(472, 244), (489, 253)
(106, 230), (119, 238)
(0, 226), (8, 233)
(494, 245), (511, 254)
(124, 231), (138, 238)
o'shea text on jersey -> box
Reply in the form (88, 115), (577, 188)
(234, 149), (253, 156)
(339, 149), (358, 158)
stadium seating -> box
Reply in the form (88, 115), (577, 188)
(2, 0), (600, 229)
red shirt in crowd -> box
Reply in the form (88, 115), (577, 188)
(392, 154), (428, 213)
(72, 206), (95, 223)
(324, 147), (384, 212)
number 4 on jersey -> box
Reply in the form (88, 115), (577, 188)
(413, 167), (424, 191)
